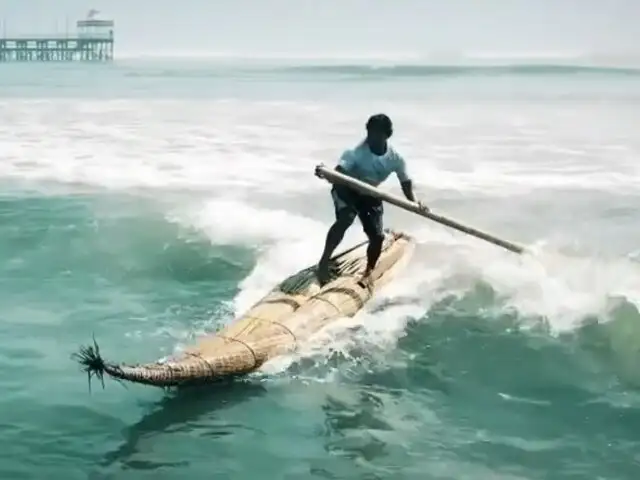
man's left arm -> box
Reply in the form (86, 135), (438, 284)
(395, 155), (428, 210)
(400, 179), (416, 202)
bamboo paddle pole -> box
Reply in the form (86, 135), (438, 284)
(315, 164), (525, 255)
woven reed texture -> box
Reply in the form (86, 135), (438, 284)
(100, 231), (414, 386)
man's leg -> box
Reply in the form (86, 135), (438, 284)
(358, 202), (385, 276)
(317, 208), (356, 284)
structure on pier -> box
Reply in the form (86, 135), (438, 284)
(0, 10), (114, 62)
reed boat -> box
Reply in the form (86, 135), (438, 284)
(73, 230), (415, 389)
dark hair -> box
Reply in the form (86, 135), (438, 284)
(366, 113), (393, 138)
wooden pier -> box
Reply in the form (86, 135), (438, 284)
(0, 17), (114, 62)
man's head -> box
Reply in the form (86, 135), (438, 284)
(365, 113), (393, 152)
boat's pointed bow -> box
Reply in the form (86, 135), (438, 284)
(71, 338), (248, 388)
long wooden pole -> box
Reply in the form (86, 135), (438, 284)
(316, 164), (525, 255)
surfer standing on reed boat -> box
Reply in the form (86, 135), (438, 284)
(315, 113), (429, 286)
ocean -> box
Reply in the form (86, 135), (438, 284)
(1, 58), (640, 479)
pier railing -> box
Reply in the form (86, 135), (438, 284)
(0, 35), (114, 62)
(1, 32), (113, 40)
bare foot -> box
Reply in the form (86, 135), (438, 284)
(316, 263), (330, 286)
(357, 270), (374, 290)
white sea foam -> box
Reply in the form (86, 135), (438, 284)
(2, 99), (640, 196)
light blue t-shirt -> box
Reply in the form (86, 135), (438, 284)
(337, 142), (410, 187)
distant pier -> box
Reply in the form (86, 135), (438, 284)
(0, 14), (114, 62)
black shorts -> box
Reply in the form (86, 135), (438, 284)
(331, 186), (384, 240)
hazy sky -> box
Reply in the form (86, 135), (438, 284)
(0, 0), (637, 58)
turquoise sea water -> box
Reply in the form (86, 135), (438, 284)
(2, 59), (640, 479)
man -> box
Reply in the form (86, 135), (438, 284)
(315, 113), (428, 286)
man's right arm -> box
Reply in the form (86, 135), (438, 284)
(333, 150), (357, 199)
(336, 150), (354, 173)
(316, 150), (352, 178)
(335, 165), (348, 176)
